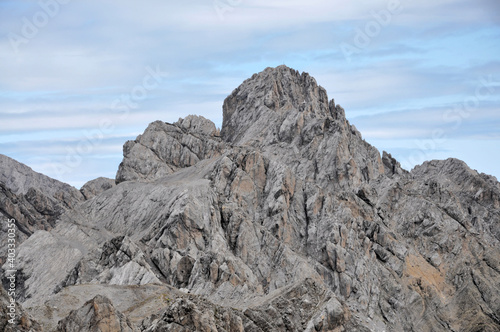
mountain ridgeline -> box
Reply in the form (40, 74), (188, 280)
(1, 66), (499, 331)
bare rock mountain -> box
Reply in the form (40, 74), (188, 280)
(0, 154), (84, 208)
(1, 66), (499, 331)
(0, 155), (85, 265)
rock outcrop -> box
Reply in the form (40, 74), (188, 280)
(0, 183), (64, 265)
(1, 66), (499, 331)
(0, 155), (84, 264)
(0, 285), (41, 332)
(116, 115), (223, 184)
(0, 154), (84, 208)
(56, 295), (134, 332)
(80, 177), (116, 200)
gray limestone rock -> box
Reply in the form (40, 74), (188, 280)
(70, 235), (161, 286)
(2, 66), (499, 332)
(139, 296), (245, 332)
(0, 154), (84, 208)
(0, 155), (84, 265)
(56, 295), (134, 332)
(0, 183), (64, 264)
(0, 286), (41, 332)
(115, 116), (224, 184)
(221, 65), (330, 146)
(80, 177), (116, 200)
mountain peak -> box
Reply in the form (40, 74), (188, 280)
(3, 66), (499, 332)
(221, 66), (337, 145)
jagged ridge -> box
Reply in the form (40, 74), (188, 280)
(1, 66), (499, 332)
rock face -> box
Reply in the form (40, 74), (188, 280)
(0, 183), (63, 265)
(1, 66), (499, 331)
(0, 286), (41, 332)
(0, 154), (84, 208)
(0, 155), (84, 265)
(57, 295), (134, 332)
(80, 177), (116, 200)
(116, 115), (223, 184)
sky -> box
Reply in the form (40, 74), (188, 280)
(1, 0), (499, 188)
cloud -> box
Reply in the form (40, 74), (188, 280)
(370, 137), (500, 180)
(0, 0), (499, 186)
(353, 104), (500, 139)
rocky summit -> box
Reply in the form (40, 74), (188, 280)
(1, 65), (499, 331)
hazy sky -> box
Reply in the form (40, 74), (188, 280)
(1, 0), (499, 188)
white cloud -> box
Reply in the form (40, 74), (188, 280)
(0, 0), (499, 186)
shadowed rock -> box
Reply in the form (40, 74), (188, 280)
(57, 295), (134, 332)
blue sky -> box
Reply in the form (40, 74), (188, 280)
(1, 0), (499, 188)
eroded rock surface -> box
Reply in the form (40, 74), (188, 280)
(56, 295), (134, 332)
(116, 115), (223, 184)
(80, 177), (116, 200)
(2, 66), (499, 331)
(0, 154), (84, 208)
(0, 286), (41, 332)
(0, 155), (84, 264)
